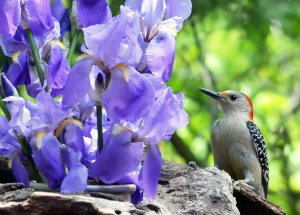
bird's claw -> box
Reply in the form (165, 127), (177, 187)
(233, 180), (255, 191)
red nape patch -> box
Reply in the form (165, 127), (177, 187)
(242, 93), (254, 120)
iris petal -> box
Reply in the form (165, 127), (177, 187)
(61, 148), (88, 193)
(77, 0), (112, 27)
(90, 127), (133, 184)
(47, 44), (70, 97)
(142, 144), (162, 199)
(146, 27), (175, 82)
(11, 155), (29, 187)
(0, 0), (21, 39)
(62, 58), (95, 108)
(82, 6), (142, 67)
(165, 0), (192, 20)
(103, 66), (155, 122)
(32, 133), (64, 189)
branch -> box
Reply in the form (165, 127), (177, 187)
(233, 184), (286, 215)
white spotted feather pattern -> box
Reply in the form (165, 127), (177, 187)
(246, 121), (269, 196)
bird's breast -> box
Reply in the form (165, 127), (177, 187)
(211, 118), (255, 171)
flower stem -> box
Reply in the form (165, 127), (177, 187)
(26, 29), (45, 87)
(96, 105), (103, 152)
(68, 6), (78, 64)
(67, 30), (78, 63)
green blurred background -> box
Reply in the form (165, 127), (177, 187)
(159, 0), (300, 214)
(114, 0), (300, 213)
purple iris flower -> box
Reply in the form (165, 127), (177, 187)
(6, 50), (31, 88)
(145, 27), (176, 83)
(89, 124), (143, 184)
(119, 171), (143, 204)
(134, 75), (188, 199)
(51, 0), (71, 38)
(76, 0), (112, 28)
(125, 0), (192, 82)
(2, 37), (69, 97)
(0, 0), (59, 42)
(102, 65), (155, 122)
(89, 73), (188, 200)
(61, 96), (98, 168)
(141, 144), (162, 199)
(30, 132), (88, 192)
(22, 0), (55, 44)
(4, 90), (55, 137)
(0, 0), (67, 97)
(139, 89), (187, 199)
(0, 0), (191, 202)
(4, 90), (96, 150)
(1, 73), (19, 97)
(62, 58), (96, 108)
(0, 0), (56, 47)
(137, 74), (189, 144)
(63, 60), (156, 125)
(125, 0), (191, 40)
(29, 121), (92, 192)
(108, 74), (188, 200)
(0, 0), (21, 39)
(0, 116), (29, 187)
(62, 6), (145, 110)
(45, 41), (71, 97)
(3, 96), (33, 137)
(81, 6), (142, 68)
(58, 117), (97, 168)
(30, 132), (65, 189)
(3, 91), (96, 192)
(60, 147), (88, 193)
(3, 91), (70, 136)
(0, 30), (28, 56)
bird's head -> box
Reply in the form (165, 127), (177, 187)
(199, 88), (254, 121)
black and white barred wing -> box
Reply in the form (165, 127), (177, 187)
(246, 121), (269, 196)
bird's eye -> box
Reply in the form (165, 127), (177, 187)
(230, 95), (238, 101)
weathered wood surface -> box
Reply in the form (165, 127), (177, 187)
(233, 185), (286, 215)
(0, 159), (285, 215)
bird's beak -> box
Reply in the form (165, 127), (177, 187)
(199, 88), (225, 100)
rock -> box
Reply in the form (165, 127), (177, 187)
(156, 161), (239, 215)
(0, 161), (285, 215)
(0, 183), (33, 202)
(157, 161), (286, 215)
(0, 183), (170, 215)
(0, 190), (170, 215)
(0, 191), (138, 215)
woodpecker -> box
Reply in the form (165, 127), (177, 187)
(199, 88), (269, 198)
